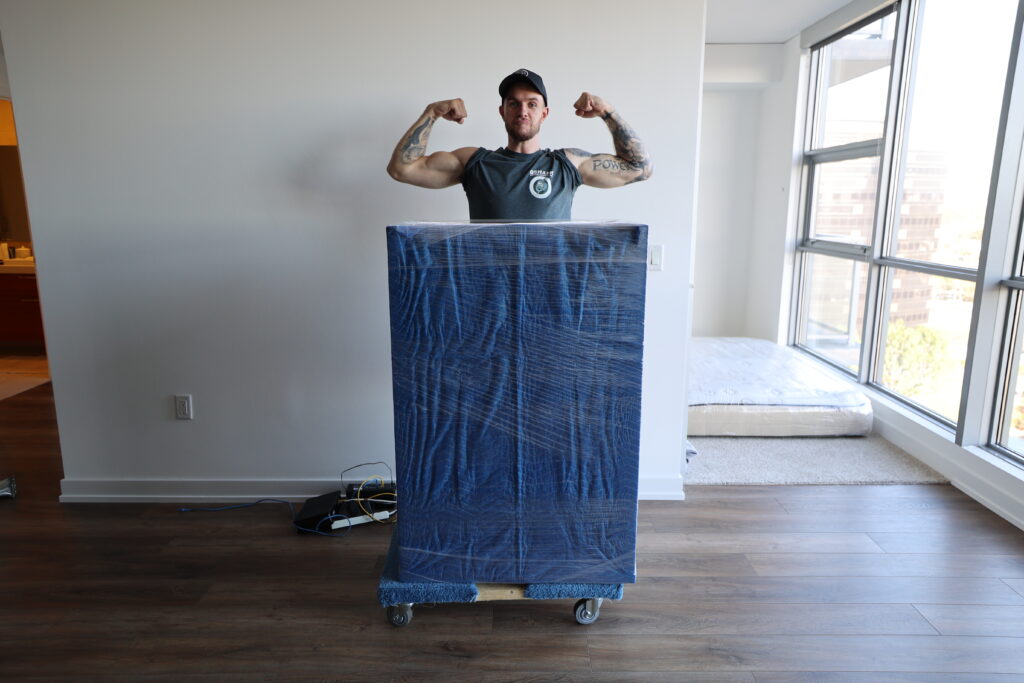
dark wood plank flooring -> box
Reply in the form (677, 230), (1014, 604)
(2, 383), (1024, 680)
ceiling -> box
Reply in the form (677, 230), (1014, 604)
(706, 0), (855, 43)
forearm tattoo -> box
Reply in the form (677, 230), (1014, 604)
(399, 116), (435, 164)
(601, 111), (652, 182)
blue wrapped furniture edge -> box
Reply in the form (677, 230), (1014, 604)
(377, 534), (624, 606)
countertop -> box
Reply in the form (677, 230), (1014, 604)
(0, 261), (36, 274)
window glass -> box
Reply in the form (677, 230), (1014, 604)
(809, 157), (880, 244)
(814, 13), (896, 148)
(799, 254), (869, 372)
(890, 0), (1018, 269)
(878, 268), (975, 421)
(995, 293), (1024, 453)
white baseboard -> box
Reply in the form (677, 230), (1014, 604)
(638, 475), (685, 500)
(59, 479), (346, 503)
(60, 475), (686, 503)
(870, 394), (1024, 532)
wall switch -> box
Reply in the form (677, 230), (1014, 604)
(648, 244), (664, 271)
(174, 394), (193, 420)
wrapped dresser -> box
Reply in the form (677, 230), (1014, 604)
(386, 221), (647, 584)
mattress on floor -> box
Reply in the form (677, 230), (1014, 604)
(687, 337), (872, 437)
(387, 221), (647, 585)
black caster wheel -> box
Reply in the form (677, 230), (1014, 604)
(386, 603), (413, 627)
(573, 598), (601, 625)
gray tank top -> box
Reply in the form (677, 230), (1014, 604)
(461, 147), (582, 220)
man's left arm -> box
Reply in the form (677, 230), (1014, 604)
(563, 92), (653, 188)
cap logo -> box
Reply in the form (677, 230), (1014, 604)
(518, 69), (529, 76)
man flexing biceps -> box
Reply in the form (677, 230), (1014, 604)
(386, 69), (652, 220)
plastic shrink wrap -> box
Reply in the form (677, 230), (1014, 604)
(386, 222), (647, 584)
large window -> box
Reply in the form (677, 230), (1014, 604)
(794, 0), (1021, 438)
(797, 253), (868, 371)
(995, 295), (1024, 453)
(796, 6), (898, 381)
(993, 171), (1024, 460)
(878, 269), (974, 421)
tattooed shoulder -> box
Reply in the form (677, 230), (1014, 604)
(563, 148), (593, 158)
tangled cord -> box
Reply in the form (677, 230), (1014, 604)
(178, 462), (399, 534)
(178, 498), (353, 537)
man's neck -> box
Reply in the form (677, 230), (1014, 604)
(505, 137), (542, 154)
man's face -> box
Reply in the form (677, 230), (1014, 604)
(499, 83), (549, 143)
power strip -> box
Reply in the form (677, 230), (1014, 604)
(331, 508), (394, 529)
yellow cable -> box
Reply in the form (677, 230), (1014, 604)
(355, 476), (382, 518)
(367, 491), (398, 523)
(355, 476), (397, 523)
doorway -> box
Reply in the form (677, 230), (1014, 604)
(0, 37), (54, 499)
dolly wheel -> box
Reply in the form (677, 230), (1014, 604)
(387, 604), (413, 627)
(573, 598), (601, 625)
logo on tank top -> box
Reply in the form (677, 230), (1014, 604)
(528, 169), (554, 199)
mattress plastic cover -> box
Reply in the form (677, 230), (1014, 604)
(687, 337), (872, 437)
(386, 222), (647, 584)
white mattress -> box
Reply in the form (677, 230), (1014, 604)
(688, 337), (873, 437)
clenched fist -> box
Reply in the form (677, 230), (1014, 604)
(427, 98), (468, 124)
(573, 92), (613, 118)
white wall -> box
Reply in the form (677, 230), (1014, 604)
(694, 89), (759, 336)
(695, 39), (804, 341)
(746, 36), (806, 343)
(0, 0), (705, 501)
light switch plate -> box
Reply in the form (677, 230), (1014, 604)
(648, 244), (664, 271)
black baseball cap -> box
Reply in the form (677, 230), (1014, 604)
(499, 68), (547, 106)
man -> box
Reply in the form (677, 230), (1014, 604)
(386, 68), (652, 220)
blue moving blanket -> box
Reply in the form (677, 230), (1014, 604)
(377, 534), (624, 606)
(386, 222), (647, 584)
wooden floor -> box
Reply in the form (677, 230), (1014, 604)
(3, 384), (1024, 681)
(0, 351), (50, 402)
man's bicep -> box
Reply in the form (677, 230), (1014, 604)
(562, 148), (593, 163)
(579, 153), (647, 188)
(415, 147), (479, 188)
(414, 150), (462, 188)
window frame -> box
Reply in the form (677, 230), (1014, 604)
(962, 0), (1024, 465)
(793, 2), (909, 385)
(794, 252), (871, 372)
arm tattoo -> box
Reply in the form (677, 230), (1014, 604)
(399, 116), (435, 164)
(563, 147), (593, 159)
(591, 158), (639, 173)
(601, 111), (652, 182)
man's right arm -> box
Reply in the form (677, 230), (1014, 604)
(386, 99), (477, 189)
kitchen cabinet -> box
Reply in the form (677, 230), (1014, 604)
(0, 272), (44, 347)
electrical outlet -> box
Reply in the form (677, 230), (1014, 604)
(174, 394), (193, 420)
(648, 244), (664, 271)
